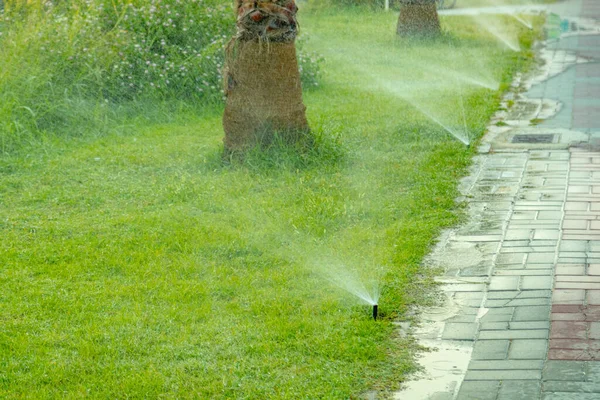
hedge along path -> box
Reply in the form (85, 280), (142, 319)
(222, 0), (309, 156)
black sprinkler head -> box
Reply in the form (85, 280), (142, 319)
(372, 304), (378, 320)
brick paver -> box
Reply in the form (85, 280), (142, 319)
(549, 148), (600, 365)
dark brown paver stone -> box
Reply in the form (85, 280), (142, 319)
(551, 313), (586, 321)
(582, 306), (600, 321)
(552, 305), (583, 314)
(550, 339), (600, 350)
(547, 349), (600, 361)
(550, 321), (587, 340)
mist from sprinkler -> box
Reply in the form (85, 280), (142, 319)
(294, 2), (533, 318)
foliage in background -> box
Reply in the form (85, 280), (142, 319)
(296, 34), (324, 89)
(0, 0), (322, 154)
(305, 0), (556, 11)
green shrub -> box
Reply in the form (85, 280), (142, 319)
(0, 0), (322, 153)
(93, 0), (234, 101)
(304, 0), (393, 11)
(297, 34), (324, 89)
(0, 0), (235, 102)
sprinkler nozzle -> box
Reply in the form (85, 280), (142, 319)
(372, 304), (378, 320)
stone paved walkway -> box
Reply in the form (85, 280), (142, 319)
(396, 1), (600, 399)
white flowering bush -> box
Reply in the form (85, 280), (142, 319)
(0, 0), (322, 152)
(297, 34), (323, 89)
(92, 0), (233, 101)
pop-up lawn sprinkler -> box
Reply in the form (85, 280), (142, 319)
(372, 304), (378, 320)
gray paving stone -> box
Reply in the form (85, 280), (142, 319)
(554, 282), (600, 290)
(480, 308), (515, 323)
(558, 257), (587, 264)
(588, 242), (600, 252)
(505, 297), (551, 307)
(543, 394), (600, 400)
(429, 392), (454, 400)
(521, 263), (557, 270)
(487, 297), (551, 307)
(509, 339), (548, 360)
(543, 361), (586, 382)
(558, 251), (587, 259)
(530, 240), (559, 247)
(465, 369), (541, 381)
(554, 265), (586, 276)
(528, 252), (558, 263)
(472, 340), (509, 360)
(509, 321), (550, 330)
(497, 253), (527, 265)
(469, 360), (544, 370)
(521, 275), (554, 290)
(498, 380), (541, 400)
(442, 323), (477, 341)
(455, 235), (503, 242)
(584, 362), (600, 382)
(454, 307), (480, 316)
(500, 246), (541, 254)
(533, 230), (561, 240)
(514, 204), (562, 211)
(478, 330), (548, 340)
(513, 306), (551, 321)
(505, 230), (534, 240)
(494, 269), (553, 276)
(512, 212), (538, 220)
(543, 381), (600, 393)
(446, 314), (478, 323)
(489, 276), (520, 291)
(442, 283), (487, 292)
(454, 292), (485, 301)
(456, 381), (500, 400)
(480, 322), (509, 330)
(503, 239), (533, 247)
(459, 267), (491, 277)
(487, 290), (551, 300)
(538, 211), (564, 220)
(559, 253), (592, 264)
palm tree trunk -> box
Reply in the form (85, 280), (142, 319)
(223, 0), (309, 155)
(397, 0), (441, 38)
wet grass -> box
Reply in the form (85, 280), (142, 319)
(0, 9), (542, 400)
(457, 0), (555, 8)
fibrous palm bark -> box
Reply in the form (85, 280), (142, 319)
(396, 0), (441, 37)
(222, 0), (309, 155)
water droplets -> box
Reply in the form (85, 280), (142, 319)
(311, 259), (384, 306)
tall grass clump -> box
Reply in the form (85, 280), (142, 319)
(0, 0), (321, 154)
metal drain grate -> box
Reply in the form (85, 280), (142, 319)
(511, 134), (555, 144)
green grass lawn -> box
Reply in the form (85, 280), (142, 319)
(455, 0), (554, 8)
(0, 9), (541, 399)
